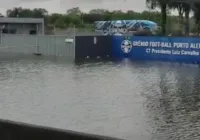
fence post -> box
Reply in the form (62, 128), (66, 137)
(34, 25), (41, 56)
(73, 25), (76, 60)
(35, 34), (40, 55)
(0, 29), (2, 45)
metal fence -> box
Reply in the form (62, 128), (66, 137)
(0, 34), (75, 59)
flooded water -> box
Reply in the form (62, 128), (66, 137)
(0, 55), (200, 140)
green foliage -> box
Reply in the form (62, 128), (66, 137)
(146, 0), (200, 35)
(55, 18), (66, 28)
(5, 4), (200, 35)
(5, 7), (165, 29)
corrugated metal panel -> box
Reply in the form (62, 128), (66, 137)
(38, 35), (74, 58)
(0, 34), (36, 54)
(0, 17), (44, 23)
(0, 34), (75, 59)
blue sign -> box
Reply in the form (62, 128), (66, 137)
(112, 36), (200, 63)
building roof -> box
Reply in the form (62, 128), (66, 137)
(0, 17), (44, 24)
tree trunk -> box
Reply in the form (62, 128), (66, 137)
(161, 5), (167, 35)
(185, 10), (189, 36)
(198, 23), (200, 34)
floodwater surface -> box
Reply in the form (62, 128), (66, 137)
(0, 56), (200, 140)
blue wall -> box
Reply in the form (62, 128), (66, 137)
(112, 36), (200, 63)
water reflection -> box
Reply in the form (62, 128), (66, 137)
(0, 57), (200, 140)
(142, 64), (200, 140)
(0, 62), (11, 81)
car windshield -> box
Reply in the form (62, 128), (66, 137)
(1, 1), (197, 140)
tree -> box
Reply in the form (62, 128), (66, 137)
(18, 9), (33, 17)
(67, 7), (81, 15)
(146, 0), (174, 35)
(7, 7), (23, 17)
(4, 7), (184, 33)
(184, 4), (190, 35)
(68, 15), (83, 26)
(193, 2), (200, 33)
(48, 13), (63, 24)
(169, 1), (184, 29)
(169, 0), (191, 35)
(32, 8), (48, 18)
(89, 9), (108, 14)
(55, 18), (66, 28)
(6, 7), (48, 18)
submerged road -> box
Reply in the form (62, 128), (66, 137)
(0, 55), (200, 140)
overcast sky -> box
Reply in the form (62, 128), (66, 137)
(0, 0), (147, 15)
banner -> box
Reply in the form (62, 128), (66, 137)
(94, 20), (159, 35)
(112, 36), (200, 63)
